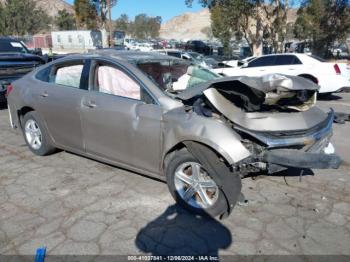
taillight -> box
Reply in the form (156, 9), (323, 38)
(334, 64), (341, 74)
(5, 84), (13, 97)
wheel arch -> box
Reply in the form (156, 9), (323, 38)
(162, 139), (236, 172)
(17, 106), (35, 128)
(298, 74), (318, 84)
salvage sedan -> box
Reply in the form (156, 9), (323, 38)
(7, 50), (341, 218)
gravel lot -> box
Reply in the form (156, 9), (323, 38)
(0, 94), (350, 259)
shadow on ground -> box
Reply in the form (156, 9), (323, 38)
(135, 204), (232, 256)
(0, 103), (7, 110)
(246, 168), (315, 180)
(318, 93), (342, 101)
(270, 167), (315, 177)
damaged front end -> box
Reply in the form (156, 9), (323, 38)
(177, 74), (342, 174)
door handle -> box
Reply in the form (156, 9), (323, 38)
(82, 101), (96, 108)
(40, 92), (48, 98)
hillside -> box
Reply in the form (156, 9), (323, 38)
(160, 8), (298, 41)
(35, 0), (74, 17)
(160, 9), (211, 40)
(0, 0), (74, 17)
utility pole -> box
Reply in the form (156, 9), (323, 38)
(107, 0), (113, 47)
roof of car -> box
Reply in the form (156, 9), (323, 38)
(0, 37), (20, 42)
(256, 53), (307, 57)
(84, 49), (184, 62)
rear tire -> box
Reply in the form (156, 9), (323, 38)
(165, 149), (230, 217)
(22, 111), (56, 156)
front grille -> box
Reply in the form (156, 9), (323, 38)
(263, 113), (332, 138)
(236, 110), (334, 149)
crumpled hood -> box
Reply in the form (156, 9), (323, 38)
(179, 74), (328, 132)
(177, 74), (319, 112)
(238, 74), (319, 92)
(176, 74), (319, 100)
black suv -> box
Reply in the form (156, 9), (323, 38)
(185, 40), (213, 56)
(0, 37), (45, 104)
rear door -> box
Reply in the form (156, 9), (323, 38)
(241, 56), (277, 76)
(33, 59), (89, 151)
(80, 59), (162, 174)
(273, 55), (303, 75)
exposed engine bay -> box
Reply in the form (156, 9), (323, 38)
(136, 58), (341, 174)
(176, 74), (341, 174)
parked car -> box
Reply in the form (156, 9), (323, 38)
(155, 49), (221, 69)
(213, 53), (350, 94)
(0, 37), (45, 104)
(7, 51), (341, 218)
(220, 56), (256, 68)
(186, 40), (213, 56)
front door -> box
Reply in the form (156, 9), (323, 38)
(80, 60), (162, 174)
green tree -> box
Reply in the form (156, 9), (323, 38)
(92, 0), (117, 29)
(187, 0), (291, 55)
(0, 2), (5, 35)
(55, 9), (76, 30)
(262, 0), (290, 53)
(294, 0), (350, 57)
(147, 16), (162, 38)
(2, 0), (51, 36)
(74, 0), (98, 29)
(210, 4), (233, 55)
(114, 14), (130, 32)
(131, 14), (162, 39)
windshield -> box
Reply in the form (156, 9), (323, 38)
(0, 40), (28, 53)
(136, 59), (220, 93)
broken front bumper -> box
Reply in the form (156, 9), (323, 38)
(263, 149), (341, 169)
(243, 110), (342, 171)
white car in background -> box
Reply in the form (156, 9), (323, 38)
(221, 56), (256, 68)
(213, 53), (350, 94)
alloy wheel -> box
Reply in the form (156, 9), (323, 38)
(174, 161), (219, 209)
(24, 119), (42, 150)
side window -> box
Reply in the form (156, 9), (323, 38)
(167, 52), (182, 58)
(35, 66), (52, 82)
(292, 56), (302, 65)
(51, 63), (84, 88)
(94, 63), (141, 100)
(248, 56), (276, 67)
(275, 55), (301, 65)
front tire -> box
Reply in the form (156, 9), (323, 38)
(22, 111), (55, 156)
(165, 149), (229, 217)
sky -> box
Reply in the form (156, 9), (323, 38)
(65, 0), (204, 23)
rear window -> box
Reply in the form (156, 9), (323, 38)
(309, 55), (326, 62)
(275, 55), (302, 65)
(248, 56), (276, 67)
(53, 64), (83, 88)
(35, 66), (52, 82)
(0, 40), (28, 53)
(36, 60), (84, 89)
